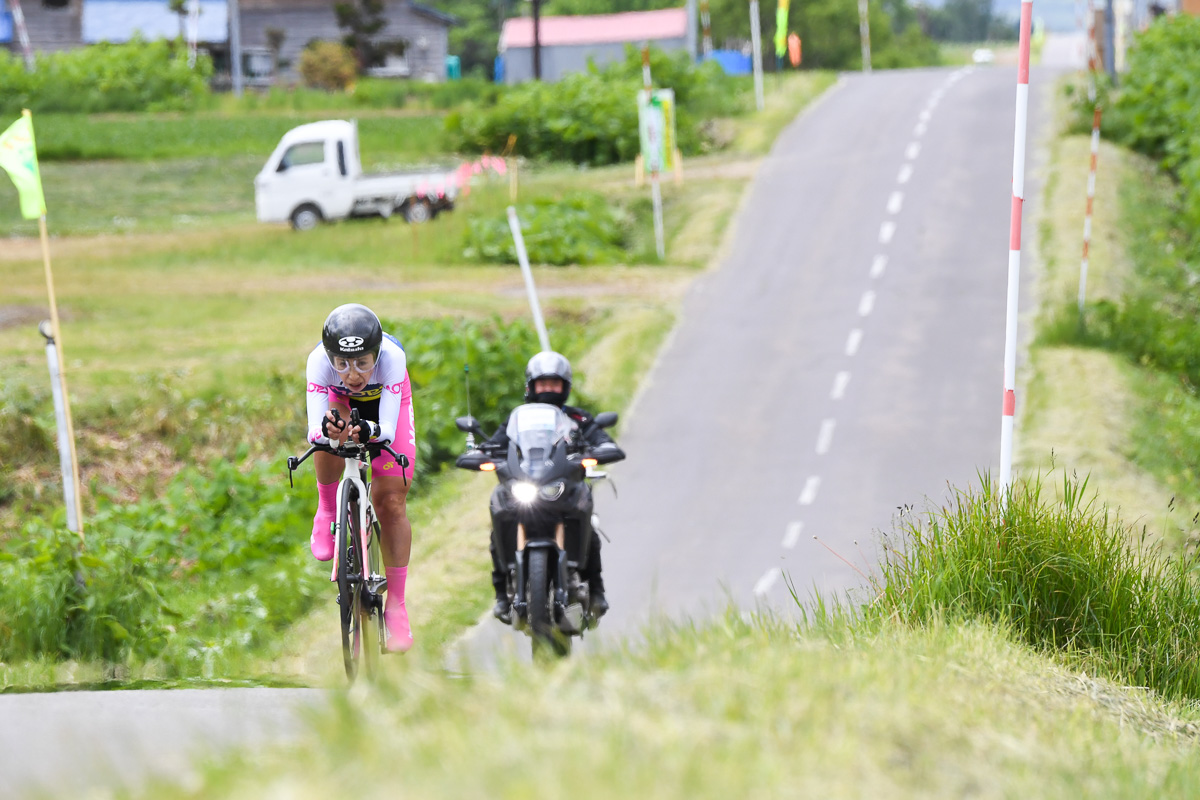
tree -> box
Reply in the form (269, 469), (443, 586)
(334, 0), (388, 70)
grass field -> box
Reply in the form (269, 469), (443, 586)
(0, 71), (837, 686)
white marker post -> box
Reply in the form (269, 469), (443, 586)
(857, 0), (872, 72)
(507, 206), (552, 352)
(748, 0), (765, 110)
(1078, 0), (1102, 313)
(639, 46), (667, 260)
(6, 0), (35, 71)
(999, 0), (1034, 493)
(38, 321), (79, 533)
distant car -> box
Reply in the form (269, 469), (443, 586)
(254, 119), (459, 231)
(972, 48), (995, 64)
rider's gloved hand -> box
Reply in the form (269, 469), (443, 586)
(322, 410), (348, 443)
(351, 419), (380, 444)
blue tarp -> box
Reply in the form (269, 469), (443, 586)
(0, 11), (12, 44)
(704, 50), (752, 75)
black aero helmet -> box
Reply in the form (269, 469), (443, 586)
(524, 351), (572, 407)
(322, 304), (383, 363)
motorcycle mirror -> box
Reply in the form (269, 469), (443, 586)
(455, 415), (483, 435)
(594, 412), (618, 429)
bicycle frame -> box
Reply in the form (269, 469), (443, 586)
(332, 450), (376, 585)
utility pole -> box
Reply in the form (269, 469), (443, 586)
(858, 0), (872, 72)
(532, 0), (542, 80)
(229, 0), (244, 96)
(1103, 0), (1115, 82)
(685, 0), (697, 61)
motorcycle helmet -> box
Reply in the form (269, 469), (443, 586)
(524, 351), (572, 407)
(322, 304), (383, 370)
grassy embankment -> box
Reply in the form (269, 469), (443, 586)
(131, 74), (1200, 797)
(0, 71), (834, 688)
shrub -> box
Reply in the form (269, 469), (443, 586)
(299, 41), (358, 91)
(462, 193), (633, 266)
(384, 314), (591, 473)
(0, 38), (212, 115)
(446, 46), (719, 165)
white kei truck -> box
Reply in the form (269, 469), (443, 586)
(254, 119), (460, 231)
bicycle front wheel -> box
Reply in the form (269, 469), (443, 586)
(337, 485), (364, 681)
(359, 518), (384, 678)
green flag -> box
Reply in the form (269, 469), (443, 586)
(0, 112), (47, 220)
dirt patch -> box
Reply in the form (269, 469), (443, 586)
(0, 305), (50, 331)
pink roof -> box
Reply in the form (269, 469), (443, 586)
(502, 8), (687, 49)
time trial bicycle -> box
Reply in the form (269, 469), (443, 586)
(287, 408), (409, 682)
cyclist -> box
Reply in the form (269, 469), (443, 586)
(305, 303), (417, 653)
(482, 351), (624, 624)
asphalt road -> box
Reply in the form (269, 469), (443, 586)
(454, 42), (1080, 665)
(7, 39), (1082, 797)
(593, 56), (1071, 637)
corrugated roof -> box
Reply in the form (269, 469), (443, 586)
(501, 7), (686, 49)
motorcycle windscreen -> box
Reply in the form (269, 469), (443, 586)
(505, 403), (575, 480)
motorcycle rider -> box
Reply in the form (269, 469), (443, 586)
(482, 351), (624, 624)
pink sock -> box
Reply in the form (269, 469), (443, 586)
(317, 479), (338, 517)
(384, 566), (412, 652)
(386, 566), (407, 609)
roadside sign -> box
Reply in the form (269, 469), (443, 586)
(637, 89), (676, 174)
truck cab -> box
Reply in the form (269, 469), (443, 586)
(255, 120), (363, 230)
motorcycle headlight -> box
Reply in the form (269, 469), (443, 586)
(511, 481), (538, 504)
(539, 481), (565, 501)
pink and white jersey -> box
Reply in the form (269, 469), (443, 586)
(305, 334), (408, 445)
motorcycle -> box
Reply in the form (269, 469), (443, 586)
(455, 403), (621, 657)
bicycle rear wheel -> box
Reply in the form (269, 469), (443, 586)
(337, 484), (364, 681)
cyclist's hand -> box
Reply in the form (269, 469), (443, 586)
(322, 410), (349, 445)
(350, 420), (379, 444)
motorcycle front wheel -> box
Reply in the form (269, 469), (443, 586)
(527, 548), (570, 658)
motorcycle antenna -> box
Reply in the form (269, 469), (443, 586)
(463, 354), (476, 450)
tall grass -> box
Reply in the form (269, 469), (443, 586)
(868, 474), (1200, 703)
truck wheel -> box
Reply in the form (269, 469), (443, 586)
(403, 200), (431, 224)
(290, 204), (322, 231)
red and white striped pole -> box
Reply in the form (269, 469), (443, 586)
(1078, 0), (1102, 313)
(999, 0), (1033, 493)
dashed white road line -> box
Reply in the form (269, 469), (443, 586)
(798, 476), (821, 505)
(783, 521), (804, 549)
(845, 328), (863, 356)
(914, 121), (927, 137)
(858, 290), (875, 317)
(879, 221), (896, 243)
(905, 142), (921, 160)
(887, 191), (903, 214)
(754, 567), (782, 597)
(815, 418), (836, 455)
(831, 370), (851, 399)
(919, 109), (931, 123)
(870, 254), (888, 278)
(897, 163), (913, 184)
